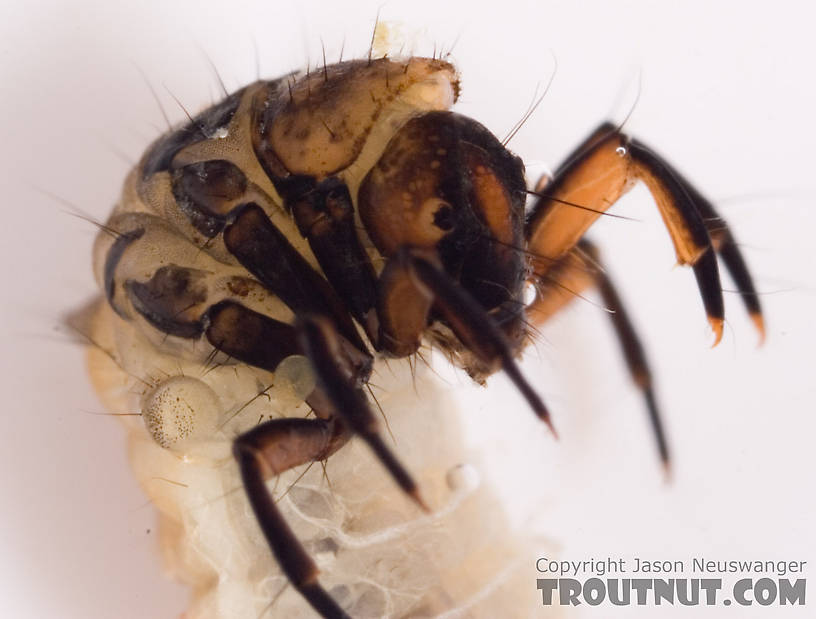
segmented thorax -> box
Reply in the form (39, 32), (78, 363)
(93, 57), (458, 363)
(86, 57), (543, 618)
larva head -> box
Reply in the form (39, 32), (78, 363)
(359, 111), (528, 326)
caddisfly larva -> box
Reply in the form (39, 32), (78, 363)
(80, 36), (763, 619)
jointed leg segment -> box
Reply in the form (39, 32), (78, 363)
(377, 248), (556, 434)
(234, 417), (350, 619)
(585, 241), (669, 471)
(661, 163), (765, 341)
(529, 240), (670, 469)
(526, 122), (766, 345)
(298, 315), (427, 510)
(526, 121), (764, 469)
(230, 314), (426, 619)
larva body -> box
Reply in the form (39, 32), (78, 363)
(84, 47), (762, 618)
(85, 57), (548, 618)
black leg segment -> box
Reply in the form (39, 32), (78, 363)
(234, 417), (350, 619)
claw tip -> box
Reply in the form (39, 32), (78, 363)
(708, 316), (724, 347)
(410, 488), (431, 513)
(539, 411), (559, 440)
(750, 312), (766, 347)
(660, 458), (673, 484)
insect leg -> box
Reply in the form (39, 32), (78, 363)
(233, 417), (351, 619)
(288, 178), (381, 346)
(527, 121), (744, 344)
(584, 242), (669, 469)
(297, 315), (427, 510)
(203, 300), (302, 370)
(223, 202), (369, 354)
(662, 167), (765, 343)
(377, 248), (556, 435)
(203, 303), (415, 505)
(529, 240), (670, 470)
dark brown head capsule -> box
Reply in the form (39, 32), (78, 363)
(359, 111), (529, 345)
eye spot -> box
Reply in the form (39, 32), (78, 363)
(433, 203), (455, 231)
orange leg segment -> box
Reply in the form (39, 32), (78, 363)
(525, 122), (765, 345)
(525, 122), (766, 469)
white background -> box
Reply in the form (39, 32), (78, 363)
(1, 0), (814, 617)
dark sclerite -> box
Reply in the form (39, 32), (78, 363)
(171, 159), (248, 237)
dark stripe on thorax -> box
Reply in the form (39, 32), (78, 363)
(224, 202), (369, 354)
(104, 228), (144, 318)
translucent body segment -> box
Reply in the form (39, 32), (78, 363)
(86, 299), (547, 618)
